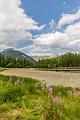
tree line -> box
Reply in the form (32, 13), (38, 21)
(35, 53), (80, 69)
(0, 53), (33, 68)
(1, 52), (80, 69)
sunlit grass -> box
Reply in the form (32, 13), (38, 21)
(0, 74), (80, 120)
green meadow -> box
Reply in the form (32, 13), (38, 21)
(0, 74), (80, 120)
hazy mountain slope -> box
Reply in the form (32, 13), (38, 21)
(1, 48), (35, 63)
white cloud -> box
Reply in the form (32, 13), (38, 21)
(34, 32), (68, 48)
(20, 44), (54, 56)
(26, 21), (80, 55)
(49, 19), (57, 31)
(0, 0), (80, 55)
(0, 0), (42, 50)
(58, 9), (80, 27)
(21, 32), (68, 55)
(64, 22), (80, 51)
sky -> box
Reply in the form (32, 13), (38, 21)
(0, 0), (80, 56)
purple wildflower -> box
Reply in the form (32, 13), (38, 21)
(52, 96), (64, 105)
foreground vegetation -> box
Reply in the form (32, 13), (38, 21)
(0, 74), (80, 120)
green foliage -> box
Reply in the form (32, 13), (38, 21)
(43, 103), (64, 120)
(1, 52), (80, 69)
(0, 75), (45, 119)
(0, 75), (80, 120)
(43, 86), (80, 120)
(0, 53), (34, 68)
(52, 86), (72, 97)
(2, 85), (25, 102)
(36, 53), (80, 69)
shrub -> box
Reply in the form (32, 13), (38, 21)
(2, 85), (25, 102)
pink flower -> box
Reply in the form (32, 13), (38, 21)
(48, 86), (53, 95)
(52, 96), (64, 105)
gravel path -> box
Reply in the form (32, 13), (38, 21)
(0, 68), (80, 87)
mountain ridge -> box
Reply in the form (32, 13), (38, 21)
(1, 48), (35, 63)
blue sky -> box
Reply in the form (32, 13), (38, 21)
(22, 0), (80, 25)
(0, 0), (80, 55)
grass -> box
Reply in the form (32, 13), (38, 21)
(0, 67), (6, 72)
(0, 75), (46, 120)
(0, 74), (80, 120)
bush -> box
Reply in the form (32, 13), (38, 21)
(43, 103), (64, 120)
(52, 86), (72, 97)
(2, 85), (25, 102)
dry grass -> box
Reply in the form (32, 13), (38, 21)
(0, 68), (80, 87)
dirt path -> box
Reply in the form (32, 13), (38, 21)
(0, 68), (80, 87)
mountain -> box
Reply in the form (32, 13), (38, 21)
(32, 55), (58, 61)
(1, 48), (35, 63)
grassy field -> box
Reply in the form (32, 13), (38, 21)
(1, 68), (80, 87)
(0, 75), (45, 120)
(0, 74), (80, 120)
(0, 67), (6, 72)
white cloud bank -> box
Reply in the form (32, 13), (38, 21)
(0, 0), (42, 50)
(23, 9), (80, 55)
(0, 0), (80, 55)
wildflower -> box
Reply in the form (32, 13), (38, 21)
(48, 86), (53, 95)
(52, 96), (64, 105)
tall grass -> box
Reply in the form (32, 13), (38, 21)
(0, 74), (80, 120)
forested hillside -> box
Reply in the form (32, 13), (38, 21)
(0, 53), (33, 68)
(1, 48), (35, 63)
(1, 52), (80, 69)
(36, 53), (80, 69)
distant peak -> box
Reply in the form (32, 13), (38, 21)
(4, 48), (14, 51)
(1, 48), (35, 63)
(4, 48), (19, 52)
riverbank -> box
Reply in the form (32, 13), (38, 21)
(0, 68), (80, 87)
